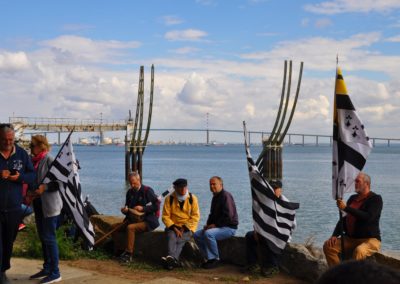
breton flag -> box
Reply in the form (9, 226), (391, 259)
(332, 67), (373, 200)
(43, 131), (95, 247)
(243, 122), (299, 254)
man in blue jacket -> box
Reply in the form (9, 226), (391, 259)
(0, 123), (35, 283)
(194, 176), (238, 269)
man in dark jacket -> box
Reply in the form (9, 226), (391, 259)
(194, 176), (238, 269)
(323, 172), (382, 267)
(117, 172), (160, 263)
(0, 123), (35, 283)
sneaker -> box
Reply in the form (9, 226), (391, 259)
(201, 259), (220, 269)
(18, 223), (26, 231)
(118, 251), (133, 263)
(261, 266), (280, 278)
(30, 270), (49, 279)
(165, 255), (176, 270)
(39, 274), (62, 284)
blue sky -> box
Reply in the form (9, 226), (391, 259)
(1, 0), (400, 142)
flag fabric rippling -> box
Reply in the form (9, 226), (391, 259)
(43, 131), (95, 247)
(243, 122), (299, 254)
(332, 67), (373, 200)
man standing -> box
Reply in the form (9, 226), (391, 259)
(117, 172), (160, 263)
(242, 180), (285, 277)
(194, 176), (238, 269)
(0, 124), (35, 284)
(161, 178), (200, 270)
(323, 172), (382, 267)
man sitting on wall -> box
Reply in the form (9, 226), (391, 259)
(161, 178), (200, 270)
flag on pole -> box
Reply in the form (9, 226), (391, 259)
(243, 121), (299, 254)
(332, 67), (373, 200)
(43, 131), (95, 247)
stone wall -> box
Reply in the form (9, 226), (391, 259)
(91, 215), (400, 283)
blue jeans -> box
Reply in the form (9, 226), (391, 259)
(21, 204), (33, 217)
(42, 215), (60, 278)
(194, 227), (236, 260)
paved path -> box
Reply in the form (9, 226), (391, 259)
(7, 258), (197, 284)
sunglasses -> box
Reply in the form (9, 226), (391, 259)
(29, 142), (38, 148)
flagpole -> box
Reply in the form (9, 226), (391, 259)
(334, 58), (345, 262)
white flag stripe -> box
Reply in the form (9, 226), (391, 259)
(252, 199), (292, 237)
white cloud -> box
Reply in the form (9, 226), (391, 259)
(169, 46), (200, 54)
(162, 15), (183, 26)
(164, 29), (208, 41)
(315, 18), (333, 28)
(40, 35), (141, 63)
(386, 35), (400, 42)
(0, 51), (30, 71)
(304, 0), (400, 15)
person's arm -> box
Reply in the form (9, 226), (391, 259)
(344, 195), (383, 221)
(185, 196), (200, 232)
(221, 192), (238, 226)
(143, 187), (159, 214)
(18, 151), (36, 184)
(162, 196), (175, 229)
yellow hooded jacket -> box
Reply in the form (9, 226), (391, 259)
(162, 191), (200, 232)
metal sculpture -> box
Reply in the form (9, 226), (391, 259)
(125, 65), (154, 180)
(256, 60), (303, 181)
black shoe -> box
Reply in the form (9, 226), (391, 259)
(261, 266), (280, 277)
(118, 251), (133, 263)
(201, 259), (220, 269)
(30, 270), (50, 279)
(241, 263), (259, 274)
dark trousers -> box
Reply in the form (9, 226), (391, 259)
(34, 200), (51, 273)
(245, 231), (280, 268)
(0, 210), (21, 272)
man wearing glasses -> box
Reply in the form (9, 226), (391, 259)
(0, 123), (35, 284)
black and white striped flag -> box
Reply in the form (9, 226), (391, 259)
(243, 122), (299, 254)
(43, 131), (95, 247)
(332, 67), (372, 200)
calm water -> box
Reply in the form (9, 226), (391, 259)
(55, 144), (400, 252)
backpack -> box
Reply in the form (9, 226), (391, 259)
(169, 193), (193, 207)
(143, 186), (161, 218)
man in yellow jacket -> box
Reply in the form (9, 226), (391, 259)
(161, 178), (200, 270)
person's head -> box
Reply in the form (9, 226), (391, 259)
(30, 135), (51, 156)
(316, 260), (400, 284)
(209, 176), (223, 195)
(128, 172), (141, 190)
(173, 178), (188, 196)
(355, 172), (371, 196)
(0, 123), (15, 152)
(270, 180), (282, 198)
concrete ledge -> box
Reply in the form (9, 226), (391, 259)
(91, 215), (399, 283)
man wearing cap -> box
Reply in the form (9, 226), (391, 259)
(0, 123), (35, 283)
(161, 178), (200, 270)
(242, 180), (284, 278)
(194, 176), (238, 269)
(116, 172), (160, 263)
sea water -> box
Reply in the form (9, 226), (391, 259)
(59, 144), (400, 252)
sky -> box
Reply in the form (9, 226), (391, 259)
(1, 0), (400, 143)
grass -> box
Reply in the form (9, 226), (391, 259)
(14, 223), (110, 261)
